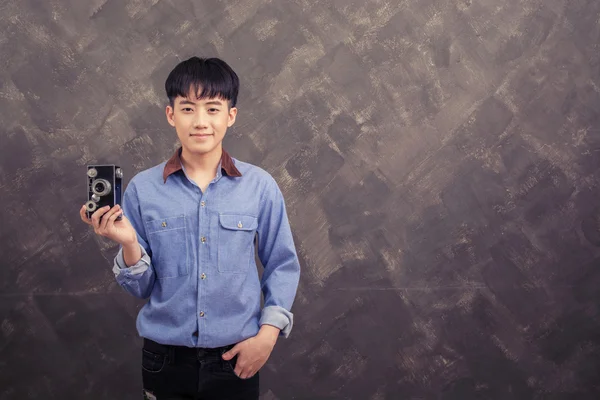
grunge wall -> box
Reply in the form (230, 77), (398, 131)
(1, 0), (599, 398)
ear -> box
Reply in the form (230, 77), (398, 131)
(166, 105), (176, 127)
(227, 107), (237, 127)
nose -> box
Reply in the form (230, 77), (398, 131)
(193, 111), (208, 128)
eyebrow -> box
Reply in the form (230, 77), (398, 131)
(178, 100), (224, 106)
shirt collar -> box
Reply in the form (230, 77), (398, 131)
(162, 147), (242, 183)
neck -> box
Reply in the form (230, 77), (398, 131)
(180, 145), (222, 177)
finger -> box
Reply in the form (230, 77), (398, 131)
(235, 358), (252, 378)
(108, 207), (123, 224)
(240, 368), (255, 380)
(235, 364), (244, 378)
(103, 205), (123, 230)
(91, 206), (110, 230)
(100, 205), (120, 231)
(222, 345), (240, 360)
(91, 206), (109, 227)
(80, 206), (92, 225)
(104, 208), (124, 232)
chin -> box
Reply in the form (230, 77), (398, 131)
(184, 142), (218, 155)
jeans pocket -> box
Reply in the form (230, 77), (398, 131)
(217, 214), (258, 274)
(223, 359), (235, 373)
(218, 348), (239, 377)
(141, 349), (166, 373)
(146, 215), (189, 279)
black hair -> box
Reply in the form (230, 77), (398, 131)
(165, 57), (239, 108)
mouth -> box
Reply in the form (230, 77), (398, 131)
(189, 133), (213, 138)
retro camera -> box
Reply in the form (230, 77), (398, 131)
(85, 164), (123, 220)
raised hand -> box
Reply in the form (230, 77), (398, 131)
(80, 204), (137, 246)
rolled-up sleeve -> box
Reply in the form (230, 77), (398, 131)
(256, 177), (301, 337)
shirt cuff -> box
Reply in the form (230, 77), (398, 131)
(259, 305), (294, 338)
(112, 244), (151, 277)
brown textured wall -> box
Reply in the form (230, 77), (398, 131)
(1, 0), (600, 398)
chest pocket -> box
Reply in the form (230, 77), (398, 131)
(217, 214), (258, 273)
(145, 215), (189, 279)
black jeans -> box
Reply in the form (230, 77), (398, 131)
(141, 338), (259, 400)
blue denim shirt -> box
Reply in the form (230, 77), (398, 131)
(112, 148), (301, 348)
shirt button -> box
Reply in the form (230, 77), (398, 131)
(200, 273), (206, 280)
(200, 201), (206, 207)
(201, 236), (206, 243)
(199, 311), (205, 317)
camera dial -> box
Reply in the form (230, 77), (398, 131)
(85, 200), (97, 212)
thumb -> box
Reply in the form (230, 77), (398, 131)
(222, 344), (240, 360)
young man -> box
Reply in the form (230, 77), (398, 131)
(80, 57), (301, 399)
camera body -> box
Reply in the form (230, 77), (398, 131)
(85, 164), (123, 220)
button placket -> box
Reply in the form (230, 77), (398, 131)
(197, 192), (209, 340)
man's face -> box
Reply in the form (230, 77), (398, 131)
(166, 90), (237, 156)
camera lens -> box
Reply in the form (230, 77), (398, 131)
(91, 178), (112, 196)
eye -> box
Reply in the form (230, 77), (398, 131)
(208, 108), (219, 113)
(182, 108), (193, 112)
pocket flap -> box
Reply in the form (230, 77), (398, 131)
(219, 214), (258, 231)
(146, 215), (186, 234)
